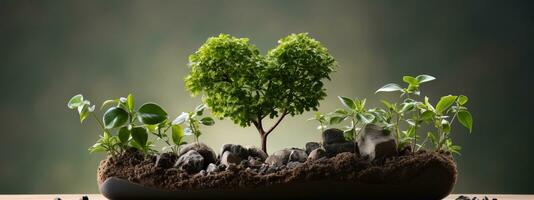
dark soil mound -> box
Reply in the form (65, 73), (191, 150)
(98, 149), (456, 199)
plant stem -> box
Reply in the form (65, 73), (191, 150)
(91, 113), (108, 134)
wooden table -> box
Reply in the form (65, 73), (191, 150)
(0, 194), (530, 199)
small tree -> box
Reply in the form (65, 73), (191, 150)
(185, 33), (336, 153)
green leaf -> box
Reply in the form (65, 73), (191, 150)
(334, 109), (348, 115)
(101, 99), (119, 110)
(357, 113), (375, 124)
(88, 143), (106, 153)
(403, 76), (419, 85)
(137, 103), (168, 125)
(103, 107), (129, 129)
(78, 104), (91, 123)
(457, 95), (469, 105)
(338, 96), (356, 110)
(399, 102), (415, 113)
(118, 127), (130, 144)
(199, 117), (215, 126)
(441, 119), (451, 133)
(131, 127), (148, 147)
(195, 104), (207, 116)
(68, 94), (84, 109)
(172, 112), (189, 125)
(329, 116), (346, 125)
(375, 83), (403, 93)
(343, 129), (355, 141)
(435, 95), (457, 114)
(424, 96), (435, 112)
(171, 125), (184, 146)
(127, 94), (135, 112)
(457, 110), (473, 133)
(420, 110), (435, 121)
(415, 75), (436, 83)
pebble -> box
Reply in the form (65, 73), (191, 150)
(305, 142), (321, 154)
(322, 128), (346, 144)
(357, 124), (397, 161)
(174, 150), (205, 174)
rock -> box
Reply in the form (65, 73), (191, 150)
(307, 148), (326, 161)
(247, 156), (263, 167)
(305, 142), (321, 154)
(288, 148), (307, 163)
(220, 144), (249, 159)
(287, 161), (303, 169)
(226, 163), (238, 172)
(322, 128), (346, 144)
(80, 196), (89, 200)
(206, 163), (219, 174)
(178, 143), (216, 168)
(265, 149), (291, 166)
(247, 146), (268, 161)
(174, 150), (204, 174)
(324, 142), (356, 157)
(154, 152), (178, 169)
(221, 151), (241, 167)
(357, 123), (398, 161)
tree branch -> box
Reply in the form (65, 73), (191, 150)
(264, 110), (288, 136)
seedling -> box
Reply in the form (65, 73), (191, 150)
(374, 75), (473, 154)
(172, 104), (215, 145)
(67, 94), (212, 155)
(327, 74), (473, 155)
(307, 112), (329, 133)
(185, 33), (336, 153)
(330, 97), (376, 142)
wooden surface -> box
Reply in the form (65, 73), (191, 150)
(0, 194), (531, 200)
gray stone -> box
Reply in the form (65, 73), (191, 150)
(265, 149), (291, 166)
(206, 163), (219, 174)
(221, 151), (241, 167)
(220, 144), (249, 159)
(155, 152), (178, 169)
(247, 156), (263, 167)
(247, 146), (268, 161)
(357, 123), (398, 161)
(324, 142), (356, 157)
(307, 148), (326, 161)
(305, 142), (321, 154)
(178, 142), (217, 168)
(288, 148), (308, 163)
(322, 128), (346, 144)
(287, 161), (303, 169)
(174, 150), (204, 174)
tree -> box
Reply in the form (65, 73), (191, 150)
(185, 33), (336, 153)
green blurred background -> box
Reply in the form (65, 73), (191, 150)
(1, 0), (533, 194)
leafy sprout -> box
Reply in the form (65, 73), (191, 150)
(327, 74), (474, 155)
(307, 112), (329, 133)
(68, 94), (213, 156)
(172, 104), (215, 145)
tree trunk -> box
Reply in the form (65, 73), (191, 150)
(261, 134), (268, 154)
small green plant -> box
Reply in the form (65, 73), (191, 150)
(329, 97), (376, 142)
(172, 104), (215, 144)
(327, 74), (473, 155)
(185, 33), (336, 153)
(307, 112), (329, 133)
(67, 94), (212, 156)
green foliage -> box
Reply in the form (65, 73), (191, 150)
(185, 33), (336, 153)
(68, 94), (213, 156)
(329, 96), (376, 142)
(172, 104), (215, 144)
(307, 112), (328, 133)
(328, 74), (474, 155)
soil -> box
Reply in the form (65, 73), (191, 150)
(97, 148), (457, 192)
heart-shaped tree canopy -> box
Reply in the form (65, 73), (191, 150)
(185, 33), (336, 153)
